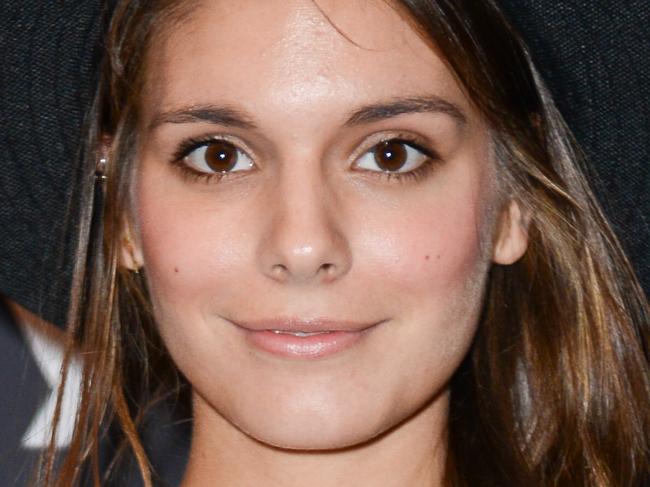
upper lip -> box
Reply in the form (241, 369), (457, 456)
(231, 317), (384, 333)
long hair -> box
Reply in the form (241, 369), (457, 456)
(42, 1), (650, 486)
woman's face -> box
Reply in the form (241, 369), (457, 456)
(128, 0), (526, 450)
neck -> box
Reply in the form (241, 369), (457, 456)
(180, 392), (449, 487)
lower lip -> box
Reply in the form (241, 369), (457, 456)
(243, 328), (374, 359)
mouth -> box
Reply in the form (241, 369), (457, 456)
(269, 330), (336, 337)
(230, 317), (384, 359)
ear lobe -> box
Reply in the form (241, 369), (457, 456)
(120, 223), (144, 271)
(492, 200), (529, 265)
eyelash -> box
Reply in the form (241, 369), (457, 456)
(169, 134), (441, 184)
(363, 135), (440, 184)
(170, 136), (241, 183)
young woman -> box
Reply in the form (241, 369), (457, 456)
(41, 0), (649, 486)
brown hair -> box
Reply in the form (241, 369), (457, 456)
(42, 0), (649, 486)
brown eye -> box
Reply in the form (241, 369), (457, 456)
(373, 140), (408, 171)
(204, 140), (239, 172)
(184, 139), (254, 174)
(356, 138), (430, 175)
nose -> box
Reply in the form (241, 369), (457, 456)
(257, 169), (352, 285)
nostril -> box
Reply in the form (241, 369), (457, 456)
(259, 223), (352, 284)
(270, 264), (289, 281)
(319, 262), (337, 277)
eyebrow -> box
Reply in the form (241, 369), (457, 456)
(149, 105), (258, 131)
(344, 95), (467, 127)
(149, 95), (467, 132)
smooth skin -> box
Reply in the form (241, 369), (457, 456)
(120, 1), (529, 485)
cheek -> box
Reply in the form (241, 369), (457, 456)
(133, 169), (250, 320)
(360, 189), (490, 303)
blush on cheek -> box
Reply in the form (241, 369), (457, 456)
(141, 219), (234, 299)
(375, 197), (488, 301)
(135, 170), (234, 295)
(136, 203), (207, 310)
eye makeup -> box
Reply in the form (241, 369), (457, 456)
(167, 131), (443, 185)
(169, 135), (256, 184)
(351, 134), (442, 184)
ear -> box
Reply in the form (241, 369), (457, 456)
(492, 199), (529, 265)
(98, 135), (143, 271)
(120, 218), (144, 271)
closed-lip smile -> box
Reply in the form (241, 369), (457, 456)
(230, 317), (384, 359)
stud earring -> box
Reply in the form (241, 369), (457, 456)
(96, 154), (108, 182)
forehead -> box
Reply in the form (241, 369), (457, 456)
(143, 0), (471, 126)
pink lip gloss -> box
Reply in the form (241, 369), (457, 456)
(243, 329), (371, 359)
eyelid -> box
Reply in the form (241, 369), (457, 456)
(171, 133), (257, 164)
(349, 131), (439, 168)
(351, 131), (435, 158)
(169, 131), (440, 184)
(168, 134), (260, 184)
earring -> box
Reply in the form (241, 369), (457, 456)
(96, 154), (108, 182)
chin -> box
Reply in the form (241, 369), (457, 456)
(241, 417), (386, 452)
(226, 394), (393, 451)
